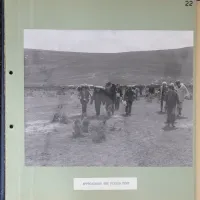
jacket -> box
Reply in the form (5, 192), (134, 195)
(165, 90), (179, 108)
(176, 83), (189, 102)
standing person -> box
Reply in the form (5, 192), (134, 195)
(136, 87), (140, 100)
(149, 84), (155, 96)
(90, 86), (104, 116)
(78, 84), (91, 116)
(124, 87), (136, 116)
(156, 87), (161, 103)
(146, 84), (155, 102)
(138, 85), (143, 96)
(145, 86), (149, 98)
(160, 82), (168, 112)
(133, 86), (138, 100)
(115, 84), (123, 111)
(165, 83), (179, 127)
(104, 82), (116, 116)
(175, 80), (190, 117)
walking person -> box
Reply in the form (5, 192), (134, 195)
(160, 82), (168, 112)
(115, 84), (123, 110)
(156, 88), (161, 103)
(165, 83), (179, 127)
(138, 85), (143, 96)
(149, 84), (155, 97)
(133, 87), (139, 100)
(146, 84), (155, 102)
(124, 87), (136, 116)
(175, 80), (190, 117)
(136, 87), (140, 100)
(145, 86), (149, 98)
(78, 84), (91, 117)
(90, 86), (104, 116)
(104, 82), (116, 116)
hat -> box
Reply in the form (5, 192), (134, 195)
(169, 83), (175, 90)
(105, 82), (112, 86)
(175, 80), (180, 85)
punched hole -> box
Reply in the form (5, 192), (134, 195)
(9, 124), (14, 129)
(9, 71), (13, 75)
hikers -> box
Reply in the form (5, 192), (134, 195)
(90, 86), (105, 116)
(124, 86), (136, 116)
(78, 84), (91, 116)
(160, 82), (168, 113)
(115, 84), (123, 110)
(175, 80), (190, 117)
(165, 83), (179, 127)
(74, 80), (191, 121)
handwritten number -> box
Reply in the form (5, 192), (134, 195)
(185, 1), (193, 6)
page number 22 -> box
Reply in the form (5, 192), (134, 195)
(185, 1), (193, 6)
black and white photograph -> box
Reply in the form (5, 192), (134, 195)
(24, 30), (193, 167)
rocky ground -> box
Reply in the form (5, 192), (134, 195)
(25, 89), (193, 167)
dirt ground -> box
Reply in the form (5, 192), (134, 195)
(25, 89), (193, 167)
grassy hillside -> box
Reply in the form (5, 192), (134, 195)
(24, 47), (193, 87)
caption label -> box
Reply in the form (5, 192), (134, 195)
(73, 177), (137, 190)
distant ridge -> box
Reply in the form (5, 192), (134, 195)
(24, 47), (193, 87)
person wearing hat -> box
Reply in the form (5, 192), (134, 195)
(78, 83), (91, 116)
(90, 86), (105, 116)
(160, 81), (168, 112)
(124, 86), (136, 116)
(165, 83), (179, 127)
(149, 83), (155, 95)
(146, 83), (155, 102)
(175, 80), (190, 116)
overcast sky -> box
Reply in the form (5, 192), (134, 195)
(24, 30), (193, 53)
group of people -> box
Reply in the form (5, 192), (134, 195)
(77, 80), (191, 127)
(157, 80), (190, 127)
(77, 82), (138, 117)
